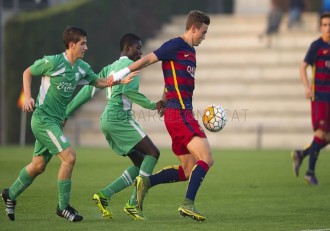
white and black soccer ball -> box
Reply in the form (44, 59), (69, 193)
(202, 105), (227, 132)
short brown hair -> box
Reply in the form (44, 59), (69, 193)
(186, 10), (210, 30)
(320, 12), (330, 25)
(63, 26), (87, 49)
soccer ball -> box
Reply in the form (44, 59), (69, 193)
(202, 105), (227, 132)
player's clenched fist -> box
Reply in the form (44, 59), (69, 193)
(23, 97), (35, 112)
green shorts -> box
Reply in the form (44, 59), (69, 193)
(31, 111), (70, 160)
(100, 116), (146, 156)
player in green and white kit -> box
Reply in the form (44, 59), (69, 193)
(1, 26), (136, 222)
(66, 33), (165, 220)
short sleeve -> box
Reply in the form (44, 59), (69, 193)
(30, 56), (54, 76)
(304, 41), (318, 66)
(154, 39), (178, 61)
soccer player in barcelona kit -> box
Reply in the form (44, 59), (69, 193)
(110, 10), (213, 221)
(1, 26), (136, 222)
(65, 33), (165, 220)
(292, 12), (330, 185)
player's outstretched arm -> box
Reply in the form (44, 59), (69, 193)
(22, 67), (35, 112)
(100, 71), (139, 88)
(110, 53), (159, 82)
(128, 52), (159, 72)
(125, 90), (157, 110)
(118, 71), (140, 84)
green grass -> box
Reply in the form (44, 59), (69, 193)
(1, 146), (330, 231)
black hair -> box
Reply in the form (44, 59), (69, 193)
(120, 33), (142, 52)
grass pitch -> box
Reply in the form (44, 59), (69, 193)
(1, 146), (330, 231)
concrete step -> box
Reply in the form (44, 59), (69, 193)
(146, 13), (319, 50)
(139, 81), (304, 98)
(145, 45), (309, 66)
(140, 65), (305, 84)
(162, 13), (318, 36)
(197, 51), (304, 66)
(146, 34), (317, 52)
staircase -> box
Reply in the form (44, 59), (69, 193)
(64, 13), (320, 149)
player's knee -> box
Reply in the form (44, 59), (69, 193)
(200, 153), (214, 167)
(33, 162), (47, 175)
(36, 165), (46, 174)
(67, 150), (77, 165)
(63, 148), (77, 166)
(30, 157), (47, 175)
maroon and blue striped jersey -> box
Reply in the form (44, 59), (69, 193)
(304, 37), (330, 102)
(154, 37), (196, 109)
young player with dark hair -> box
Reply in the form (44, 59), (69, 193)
(292, 12), (330, 185)
(1, 26), (135, 222)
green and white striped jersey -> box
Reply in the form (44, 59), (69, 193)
(30, 52), (98, 122)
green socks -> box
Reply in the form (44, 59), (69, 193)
(9, 167), (34, 200)
(128, 155), (158, 205)
(139, 155), (158, 176)
(58, 179), (71, 210)
(101, 165), (139, 198)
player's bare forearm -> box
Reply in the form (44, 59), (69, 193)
(22, 68), (32, 98)
(128, 52), (158, 72)
(93, 78), (109, 88)
(22, 67), (35, 112)
(300, 62), (312, 99)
